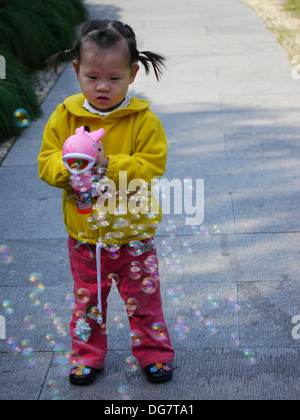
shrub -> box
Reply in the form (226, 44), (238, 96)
(0, 47), (41, 140)
(0, 0), (87, 142)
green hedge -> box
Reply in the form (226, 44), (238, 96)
(0, 0), (88, 142)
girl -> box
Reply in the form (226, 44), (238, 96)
(38, 19), (175, 386)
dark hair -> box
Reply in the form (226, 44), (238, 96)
(46, 19), (166, 81)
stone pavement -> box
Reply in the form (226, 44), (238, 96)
(1, 0), (300, 401)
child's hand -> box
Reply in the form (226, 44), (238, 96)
(93, 155), (109, 173)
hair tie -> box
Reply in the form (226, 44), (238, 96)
(64, 49), (71, 54)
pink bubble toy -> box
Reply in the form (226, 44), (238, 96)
(62, 126), (105, 174)
(62, 126), (105, 214)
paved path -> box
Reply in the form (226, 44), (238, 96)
(1, 0), (300, 400)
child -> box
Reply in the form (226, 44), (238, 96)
(38, 19), (175, 386)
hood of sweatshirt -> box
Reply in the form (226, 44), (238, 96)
(63, 94), (151, 120)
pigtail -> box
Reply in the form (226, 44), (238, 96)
(46, 20), (110, 73)
(46, 49), (74, 73)
(138, 51), (166, 81)
(46, 19), (167, 81)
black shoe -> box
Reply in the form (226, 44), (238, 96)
(69, 364), (99, 386)
(144, 363), (173, 384)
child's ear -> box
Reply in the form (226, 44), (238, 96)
(130, 64), (140, 84)
(72, 60), (80, 79)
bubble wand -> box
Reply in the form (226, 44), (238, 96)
(62, 126), (105, 214)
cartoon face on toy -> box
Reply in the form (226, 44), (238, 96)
(62, 126), (105, 173)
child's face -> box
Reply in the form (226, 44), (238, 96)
(73, 40), (139, 113)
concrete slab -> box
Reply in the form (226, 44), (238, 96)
(0, 167), (62, 198)
(232, 190), (300, 234)
(238, 281), (297, 348)
(0, 198), (66, 240)
(225, 232), (300, 282)
(0, 353), (54, 400)
(1, 139), (42, 167)
(0, 239), (71, 287)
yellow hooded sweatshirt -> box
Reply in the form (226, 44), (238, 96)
(38, 94), (168, 245)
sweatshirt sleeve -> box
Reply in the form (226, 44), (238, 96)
(37, 107), (71, 190)
(106, 111), (168, 187)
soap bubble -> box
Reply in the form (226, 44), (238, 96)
(173, 317), (190, 340)
(145, 212), (160, 228)
(127, 240), (144, 257)
(142, 255), (158, 273)
(113, 316), (124, 329)
(151, 322), (167, 341)
(53, 343), (71, 365)
(2, 300), (14, 315)
(75, 288), (90, 304)
(100, 323), (108, 335)
(28, 272), (44, 289)
(112, 223), (126, 239)
(230, 332), (240, 345)
(114, 205), (127, 217)
(125, 356), (138, 372)
(107, 248), (120, 260)
(13, 108), (31, 128)
(228, 296), (241, 311)
(86, 306), (101, 321)
(243, 348), (257, 365)
(24, 316), (35, 330)
(74, 309), (85, 320)
(53, 317), (67, 337)
(74, 324), (91, 343)
(87, 216), (97, 230)
(78, 232), (89, 244)
(167, 287), (184, 304)
(106, 273), (120, 286)
(191, 225), (210, 237)
(0, 245), (13, 264)
(141, 277), (158, 294)
(128, 224), (139, 236)
(43, 302), (55, 318)
(105, 241), (121, 257)
(70, 174), (81, 188)
(7, 337), (22, 353)
(118, 385), (130, 400)
(45, 333), (56, 348)
(161, 238), (173, 256)
(126, 297), (138, 310)
(125, 298), (138, 317)
(164, 252), (182, 273)
(205, 319), (218, 335)
(164, 220), (176, 235)
(136, 223), (150, 239)
(129, 261), (142, 280)
(29, 290), (42, 306)
(182, 241), (193, 255)
(47, 380), (60, 398)
(64, 293), (75, 309)
(130, 329), (144, 346)
(206, 294), (219, 310)
(22, 346), (36, 367)
(212, 225), (222, 234)
(97, 167), (108, 179)
(193, 306), (204, 321)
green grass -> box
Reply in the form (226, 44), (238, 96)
(284, 0), (300, 17)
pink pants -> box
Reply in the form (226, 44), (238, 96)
(68, 236), (175, 370)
